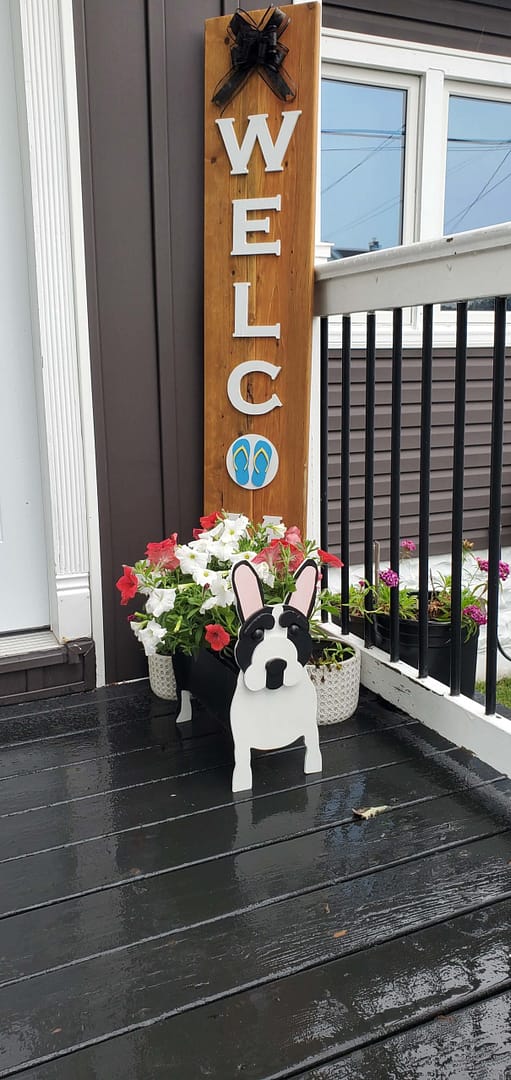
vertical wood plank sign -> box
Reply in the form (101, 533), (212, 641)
(204, 3), (320, 531)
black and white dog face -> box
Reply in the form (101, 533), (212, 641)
(232, 559), (318, 692)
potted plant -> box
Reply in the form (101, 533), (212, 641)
(343, 539), (509, 697)
(115, 513), (345, 712)
(307, 635), (361, 724)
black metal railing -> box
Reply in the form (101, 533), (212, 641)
(319, 298), (509, 716)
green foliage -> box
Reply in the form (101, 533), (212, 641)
(343, 545), (493, 639)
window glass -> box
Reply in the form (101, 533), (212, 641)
(444, 95), (511, 234)
(321, 78), (406, 259)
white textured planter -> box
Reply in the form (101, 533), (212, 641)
(307, 648), (361, 725)
(147, 653), (177, 700)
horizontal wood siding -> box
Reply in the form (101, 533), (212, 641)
(328, 348), (511, 561)
(323, 0), (511, 57)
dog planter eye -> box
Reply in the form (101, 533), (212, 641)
(230, 558), (322, 793)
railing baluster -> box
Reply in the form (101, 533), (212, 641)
(340, 315), (351, 635)
(450, 302), (468, 695)
(390, 308), (403, 662)
(485, 296), (507, 714)
(364, 312), (376, 645)
(418, 305), (433, 677)
(320, 316), (329, 615)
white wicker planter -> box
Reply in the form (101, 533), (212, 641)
(147, 653), (177, 700)
(307, 647), (361, 725)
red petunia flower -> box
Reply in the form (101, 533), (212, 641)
(145, 533), (179, 569)
(317, 549), (343, 568)
(253, 539), (305, 573)
(116, 565), (139, 605)
(284, 525), (302, 546)
(200, 510), (223, 532)
(205, 623), (230, 651)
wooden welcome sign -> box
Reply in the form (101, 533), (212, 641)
(204, 3), (320, 531)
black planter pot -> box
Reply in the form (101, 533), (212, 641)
(172, 648), (239, 730)
(373, 615), (479, 698)
(332, 614), (375, 644)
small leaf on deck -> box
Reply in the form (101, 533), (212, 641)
(324, 903), (330, 914)
(352, 805), (389, 820)
(51, 1028), (62, 1035)
(333, 929), (348, 938)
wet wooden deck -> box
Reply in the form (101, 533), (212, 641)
(1, 682), (511, 1078)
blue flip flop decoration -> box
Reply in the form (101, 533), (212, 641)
(232, 437), (250, 487)
(252, 438), (272, 488)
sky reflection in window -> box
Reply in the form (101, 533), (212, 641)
(444, 95), (511, 235)
(321, 79), (406, 259)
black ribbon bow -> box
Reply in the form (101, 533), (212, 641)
(212, 6), (296, 109)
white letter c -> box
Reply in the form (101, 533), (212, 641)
(227, 361), (282, 415)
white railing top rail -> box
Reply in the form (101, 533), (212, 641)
(314, 222), (511, 318)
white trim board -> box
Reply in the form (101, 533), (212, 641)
(327, 625), (511, 780)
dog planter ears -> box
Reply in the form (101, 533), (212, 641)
(229, 559), (322, 793)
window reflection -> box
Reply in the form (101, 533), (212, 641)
(444, 95), (511, 310)
(321, 79), (406, 259)
(444, 94), (511, 235)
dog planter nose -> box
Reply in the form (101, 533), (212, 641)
(265, 657), (287, 690)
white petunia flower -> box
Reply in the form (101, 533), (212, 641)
(187, 537), (212, 554)
(264, 520), (286, 539)
(192, 566), (219, 588)
(136, 620), (167, 656)
(200, 573), (235, 612)
(219, 514), (250, 541)
(253, 560), (275, 586)
(175, 544), (209, 575)
(145, 588), (176, 618)
(206, 538), (237, 563)
(228, 550), (258, 565)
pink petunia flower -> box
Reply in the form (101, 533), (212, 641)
(463, 605), (488, 625)
(379, 568), (400, 588)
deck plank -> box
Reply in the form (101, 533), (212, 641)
(1, 785), (508, 983)
(1, 750), (506, 917)
(0, 712), (416, 812)
(1, 834), (511, 1072)
(0, 732), (431, 862)
(14, 902), (511, 1079)
(1, 685), (510, 1078)
(298, 990), (511, 1079)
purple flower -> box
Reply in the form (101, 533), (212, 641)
(476, 557), (510, 581)
(463, 605), (487, 625)
(379, 568), (400, 588)
(400, 539), (416, 553)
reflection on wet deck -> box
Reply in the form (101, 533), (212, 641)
(1, 682), (511, 1078)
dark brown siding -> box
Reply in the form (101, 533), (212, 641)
(74, 0), (220, 682)
(328, 347), (511, 564)
(323, 0), (511, 57)
(73, 0), (335, 684)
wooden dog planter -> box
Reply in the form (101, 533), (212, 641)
(174, 559), (322, 792)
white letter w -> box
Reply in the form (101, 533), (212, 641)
(215, 110), (302, 175)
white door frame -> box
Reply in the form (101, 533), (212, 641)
(13, 0), (104, 684)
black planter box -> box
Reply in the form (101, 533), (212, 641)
(173, 648), (238, 731)
(334, 611), (479, 697)
(374, 615), (479, 698)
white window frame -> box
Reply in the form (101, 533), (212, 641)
(321, 27), (511, 348)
